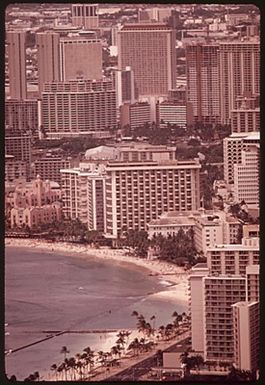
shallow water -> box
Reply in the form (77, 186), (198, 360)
(5, 246), (188, 380)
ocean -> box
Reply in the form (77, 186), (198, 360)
(5, 246), (188, 380)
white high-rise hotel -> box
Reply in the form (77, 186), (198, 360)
(60, 145), (201, 238)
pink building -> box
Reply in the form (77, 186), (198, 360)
(6, 176), (62, 229)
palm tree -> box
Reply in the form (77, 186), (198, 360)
(150, 315), (156, 330)
(67, 356), (77, 380)
(60, 345), (70, 360)
(50, 364), (57, 380)
(131, 310), (139, 317)
(128, 338), (141, 356)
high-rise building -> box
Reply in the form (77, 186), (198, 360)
(203, 275), (246, 363)
(36, 33), (102, 93)
(114, 66), (136, 108)
(223, 131), (260, 185)
(71, 4), (99, 29)
(189, 263), (210, 353)
(5, 99), (38, 134)
(156, 100), (190, 128)
(231, 93), (260, 133)
(104, 158), (201, 238)
(41, 79), (116, 138)
(234, 146), (259, 208)
(246, 265), (260, 302)
(206, 240), (259, 276)
(5, 128), (32, 181)
(5, 155), (28, 182)
(186, 43), (220, 124)
(36, 32), (60, 94)
(117, 23), (176, 97)
(232, 301), (259, 371)
(61, 145), (201, 237)
(219, 40), (260, 124)
(59, 37), (102, 81)
(6, 31), (27, 99)
(32, 153), (72, 185)
(60, 165), (106, 232)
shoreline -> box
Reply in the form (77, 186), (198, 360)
(5, 238), (189, 303)
(5, 238), (190, 380)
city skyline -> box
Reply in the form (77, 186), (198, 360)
(4, 3), (260, 382)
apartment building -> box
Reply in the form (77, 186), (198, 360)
(32, 153), (72, 185)
(219, 40), (260, 124)
(223, 131), (259, 185)
(203, 275), (246, 363)
(36, 32), (60, 94)
(117, 23), (176, 97)
(186, 43), (220, 124)
(232, 301), (259, 371)
(5, 155), (27, 182)
(6, 31), (27, 99)
(231, 94), (260, 133)
(113, 66), (136, 108)
(5, 128), (32, 180)
(246, 265), (260, 303)
(41, 79), (116, 138)
(189, 263), (210, 353)
(206, 239), (259, 276)
(234, 146), (259, 208)
(5, 99), (38, 133)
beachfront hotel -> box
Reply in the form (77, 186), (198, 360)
(60, 144), (201, 238)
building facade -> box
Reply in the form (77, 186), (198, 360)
(234, 146), (259, 208)
(203, 275), (246, 363)
(5, 99), (38, 133)
(32, 153), (72, 185)
(120, 102), (151, 129)
(117, 23), (176, 97)
(223, 132), (260, 185)
(232, 301), (259, 371)
(219, 40), (260, 124)
(59, 37), (102, 82)
(41, 79), (117, 138)
(206, 240), (259, 276)
(186, 43), (220, 124)
(6, 31), (27, 99)
(71, 4), (99, 29)
(36, 32), (60, 94)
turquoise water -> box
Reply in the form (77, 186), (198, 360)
(5, 246), (187, 380)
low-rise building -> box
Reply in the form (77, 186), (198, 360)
(148, 209), (242, 252)
(120, 101), (151, 130)
(6, 176), (62, 229)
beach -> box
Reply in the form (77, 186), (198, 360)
(5, 238), (189, 303)
(5, 238), (189, 380)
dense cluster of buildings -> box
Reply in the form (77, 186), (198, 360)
(5, 3), (260, 377)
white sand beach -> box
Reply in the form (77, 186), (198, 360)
(5, 238), (190, 381)
(5, 238), (189, 303)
